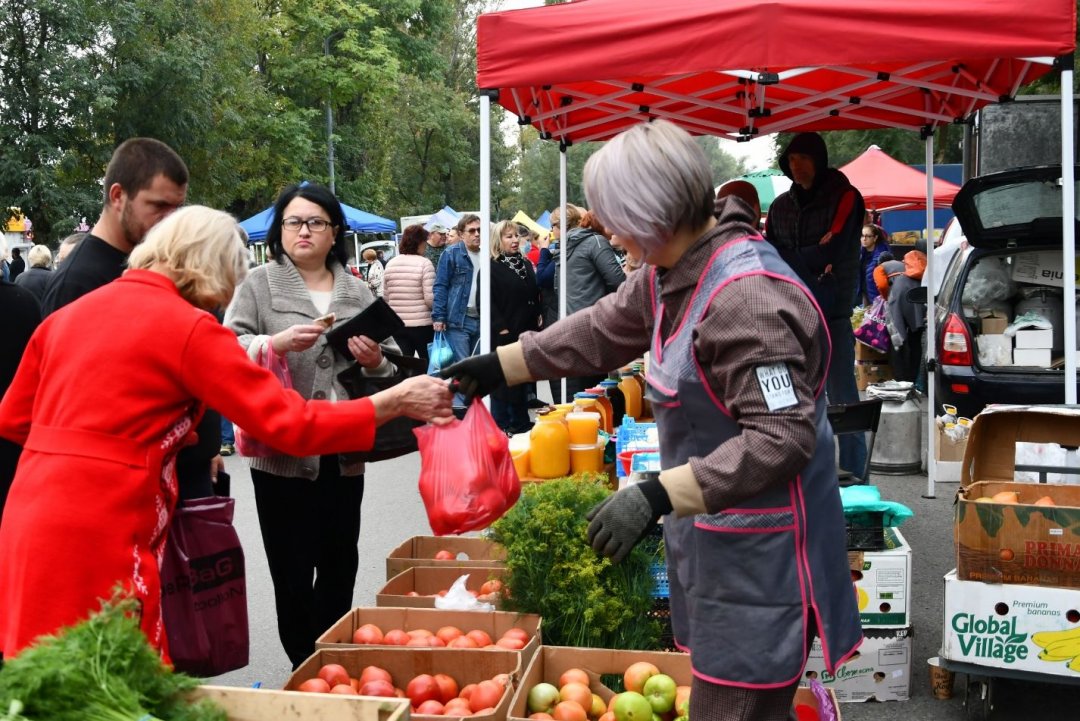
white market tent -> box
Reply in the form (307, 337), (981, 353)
(473, 0), (1077, 497)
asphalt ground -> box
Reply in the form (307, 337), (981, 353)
(206, 384), (1080, 719)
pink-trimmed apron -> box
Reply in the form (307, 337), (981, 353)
(646, 235), (861, 688)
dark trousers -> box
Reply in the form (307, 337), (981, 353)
(251, 459), (364, 668)
(492, 383), (531, 433)
(394, 324), (435, 361)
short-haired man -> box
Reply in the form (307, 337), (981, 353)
(424, 223), (449, 270)
(40, 137), (188, 316)
(8, 248), (25, 282)
(765, 132), (867, 479)
(432, 214), (482, 405)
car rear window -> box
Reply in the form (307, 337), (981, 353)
(971, 178), (1071, 229)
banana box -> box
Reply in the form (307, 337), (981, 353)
(850, 527), (911, 628)
(942, 569), (1080, 678)
(800, 627), (912, 702)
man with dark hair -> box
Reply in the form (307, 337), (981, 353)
(41, 137), (188, 316)
(8, 249), (25, 282)
(765, 132), (867, 479)
(433, 213), (482, 406)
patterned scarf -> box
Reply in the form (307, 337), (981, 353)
(498, 252), (529, 282)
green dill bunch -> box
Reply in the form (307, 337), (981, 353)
(489, 474), (661, 650)
(0, 591), (225, 721)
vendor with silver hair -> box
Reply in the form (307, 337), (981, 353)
(442, 119), (860, 721)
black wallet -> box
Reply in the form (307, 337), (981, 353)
(324, 298), (406, 357)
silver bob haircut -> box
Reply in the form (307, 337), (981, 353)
(583, 120), (715, 253)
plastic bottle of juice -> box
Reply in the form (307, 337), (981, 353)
(598, 379), (627, 427)
(585, 386), (616, 434)
(619, 370), (643, 420)
(529, 410), (570, 479)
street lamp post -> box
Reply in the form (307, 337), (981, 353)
(323, 31), (345, 195)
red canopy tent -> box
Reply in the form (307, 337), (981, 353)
(838, 145), (961, 211)
(477, 0), (1074, 142)
(474, 0), (1077, 496)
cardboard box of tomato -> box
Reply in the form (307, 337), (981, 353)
(316, 606), (542, 663)
(508, 646), (840, 721)
(378, 567), (508, 609)
(386, 535), (507, 580)
(189, 684), (409, 721)
(285, 647), (521, 721)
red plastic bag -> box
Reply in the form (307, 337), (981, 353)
(415, 399), (522, 536)
(234, 343), (293, 457)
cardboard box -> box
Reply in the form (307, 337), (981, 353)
(1013, 348), (1053, 367)
(317, 607), (542, 662)
(941, 570), (1080, 679)
(976, 334), (1012, 366)
(510, 647), (841, 721)
(1010, 250), (1080, 289)
(855, 362), (892, 391)
(188, 685), (409, 721)
(386, 536), (506, 580)
(980, 313), (1010, 335)
(956, 405), (1080, 588)
(286, 647), (521, 721)
(855, 343), (889, 362)
(936, 424), (968, 463)
(1015, 329), (1054, 349)
(852, 527), (911, 628)
(936, 460), (962, 483)
(801, 627), (912, 702)
(378, 567), (508, 609)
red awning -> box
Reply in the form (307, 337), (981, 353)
(838, 146), (961, 211)
(477, 0), (1076, 142)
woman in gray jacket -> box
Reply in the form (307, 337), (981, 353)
(225, 183), (411, 667)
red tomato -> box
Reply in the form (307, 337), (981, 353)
(435, 550), (456, 560)
(360, 679), (397, 697)
(384, 629), (411, 646)
(444, 698), (473, 717)
(552, 701), (587, 721)
(433, 673), (460, 703)
(448, 635), (479, 649)
(459, 683), (478, 701)
(436, 626), (464, 644)
(317, 663), (350, 688)
(501, 627), (531, 643)
(495, 637), (525, 650)
(407, 674), (442, 708)
(353, 623), (384, 645)
(465, 629), (493, 648)
(407, 628), (434, 639)
(469, 680), (504, 712)
(360, 665), (394, 686)
(297, 678), (331, 693)
(416, 699), (446, 715)
(479, 579), (504, 596)
(331, 684), (359, 695)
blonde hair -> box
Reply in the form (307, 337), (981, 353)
(128, 205), (248, 310)
(490, 220), (518, 259)
(549, 204), (585, 234)
(27, 244), (53, 269)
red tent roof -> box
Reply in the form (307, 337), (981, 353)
(477, 0), (1076, 142)
(838, 146), (961, 211)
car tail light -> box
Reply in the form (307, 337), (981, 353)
(940, 312), (973, 366)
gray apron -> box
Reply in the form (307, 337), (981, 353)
(646, 235), (861, 687)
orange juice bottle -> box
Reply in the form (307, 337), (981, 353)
(574, 392), (611, 435)
(619, 370), (643, 419)
(529, 410), (570, 479)
(585, 386), (615, 434)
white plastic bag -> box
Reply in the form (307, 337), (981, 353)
(433, 574), (495, 612)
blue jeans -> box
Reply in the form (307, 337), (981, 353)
(447, 315), (480, 407)
(827, 316), (867, 477)
(220, 414), (235, 445)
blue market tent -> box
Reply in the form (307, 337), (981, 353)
(536, 210), (551, 230)
(239, 198), (395, 242)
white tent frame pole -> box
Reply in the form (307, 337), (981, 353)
(1062, 67), (1077, 403)
(559, 148), (568, 403)
(480, 93), (492, 365)
(924, 132), (937, 499)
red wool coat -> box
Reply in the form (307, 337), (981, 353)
(0, 270), (376, 658)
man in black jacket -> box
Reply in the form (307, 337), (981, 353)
(766, 132), (868, 479)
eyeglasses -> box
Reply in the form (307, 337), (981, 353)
(464, 227), (481, 235)
(282, 217), (332, 233)
(861, 234), (876, 239)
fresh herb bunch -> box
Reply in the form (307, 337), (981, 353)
(489, 475), (661, 649)
(0, 591), (225, 721)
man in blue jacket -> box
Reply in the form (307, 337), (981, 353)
(433, 214), (482, 404)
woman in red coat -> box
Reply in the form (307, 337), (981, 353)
(0, 205), (453, 661)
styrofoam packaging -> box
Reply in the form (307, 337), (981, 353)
(1013, 348), (1052, 367)
(1014, 328), (1054, 349)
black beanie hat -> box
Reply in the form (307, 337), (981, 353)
(779, 132), (828, 181)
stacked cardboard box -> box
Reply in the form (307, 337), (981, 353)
(944, 406), (1080, 680)
(802, 528), (913, 702)
(854, 343), (892, 391)
(1013, 328), (1053, 367)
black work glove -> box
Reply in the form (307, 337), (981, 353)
(586, 478), (673, 564)
(440, 351), (506, 402)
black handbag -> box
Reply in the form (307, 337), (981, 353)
(337, 351), (425, 462)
